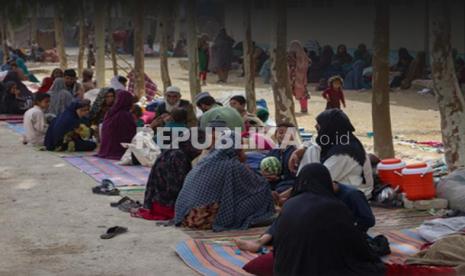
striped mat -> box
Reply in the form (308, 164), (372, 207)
(63, 156), (150, 187)
(0, 114), (23, 123)
(176, 228), (425, 276)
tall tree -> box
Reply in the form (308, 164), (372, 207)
(371, 0), (394, 159)
(133, 1), (146, 99)
(270, 0), (297, 126)
(430, 1), (465, 171)
(424, 0), (430, 65)
(159, 0), (173, 91)
(186, 0), (201, 99)
(243, 0), (256, 113)
(77, 2), (86, 78)
(30, 2), (38, 45)
(108, 5), (118, 76)
(0, 13), (9, 64)
(94, 1), (107, 87)
(53, 2), (67, 69)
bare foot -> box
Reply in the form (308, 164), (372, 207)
(234, 239), (261, 253)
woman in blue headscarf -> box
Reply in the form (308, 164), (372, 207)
(44, 100), (96, 152)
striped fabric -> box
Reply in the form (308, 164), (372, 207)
(176, 229), (426, 276)
(64, 156), (150, 187)
(0, 114), (23, 123)
(127, 70), (159, 101)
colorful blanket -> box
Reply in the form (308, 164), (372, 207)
(63, 156), (150, 187)
(176, 228), (426, 276)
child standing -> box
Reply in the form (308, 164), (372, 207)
(23, 93), (50, 146)
(198, 34), (210, 86)
(322, 75), (346, 110)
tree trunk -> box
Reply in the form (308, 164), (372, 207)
(186, 0), (201, 99)
(94, 1), (106, 87)
(108, 8), (118, 77)
(371, 0), (394, 159)
(54, 4), (67, 69)
(270, 0), (297, 126)
(0, 14), (9, 64)
(424, 0), (430, 65)
(77, 3), (86, 78)
(133, 2), (146, 99)
(173, 0), (183, 44)
(30, 3), (38, 45)
(243, 0), (256, 114)
(430, 1), (465, 171)
(7, 20), (15, 49)
(159, 1), (173, 91)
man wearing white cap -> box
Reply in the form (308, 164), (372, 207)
(150, 86), (197, 129)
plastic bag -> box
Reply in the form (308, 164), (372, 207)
(119, 126), (161, 167)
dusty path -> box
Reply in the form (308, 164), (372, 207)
(0, 125), (194, 275)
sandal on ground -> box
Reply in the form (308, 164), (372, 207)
(110, 196), (132, 207)
(118, 199), (142, 213)
(100, 226), (128, 239)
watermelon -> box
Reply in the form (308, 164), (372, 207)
(260, 156), (282, 175)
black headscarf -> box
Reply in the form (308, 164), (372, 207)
(316, 109), (366, 167)
(3, 71), (33, 99)
(292, 163), (335, 198)
(273, 163), (385, 276)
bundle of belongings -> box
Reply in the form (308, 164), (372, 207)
(405, 217), (465, 274)
(119, 126), (161, 167)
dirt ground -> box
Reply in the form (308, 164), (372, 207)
(0, 126), (196, 275)
(0, 52), (443, 275)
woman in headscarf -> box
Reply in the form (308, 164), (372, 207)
(132, 133), (201, 220)
(15, 57), (39, 83)
(333, 44), (353, 67)
(37, 68), (64, 93)
(353, 43), (372, 66)
(211, 28), (235, 83)
(110, 75), (127, 91)
(97, 90), (137, 160)
(0, 81), (32, 114)
(273, 163), (385, 276)
(89, 88), (116, 126)
(46, 78), (74, 116)
(289, 109), (374, 198)
(3, 71), (33, 100)
(44, 100), (96, 152)
(174, 131), (275, 231)
(288, 40), (311, 113)
(390, 47), (414, 88)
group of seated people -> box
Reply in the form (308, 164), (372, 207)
(257, 40), (429, 92)
(133, 101), (384, 274)
(3, 61), (388, 274)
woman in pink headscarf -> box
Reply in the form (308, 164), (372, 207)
(288, 40), (311, 113)
(97, 90), (137, 160)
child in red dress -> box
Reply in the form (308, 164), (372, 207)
(322, 75), (346, 110)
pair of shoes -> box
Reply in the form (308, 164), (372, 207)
(100, 226), (127, 239)
(92, 179), (120, 196)
(300, 109), (308, 114)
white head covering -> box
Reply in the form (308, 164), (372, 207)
(110, 75), (126, 91)
(165, 86), (181, 95)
